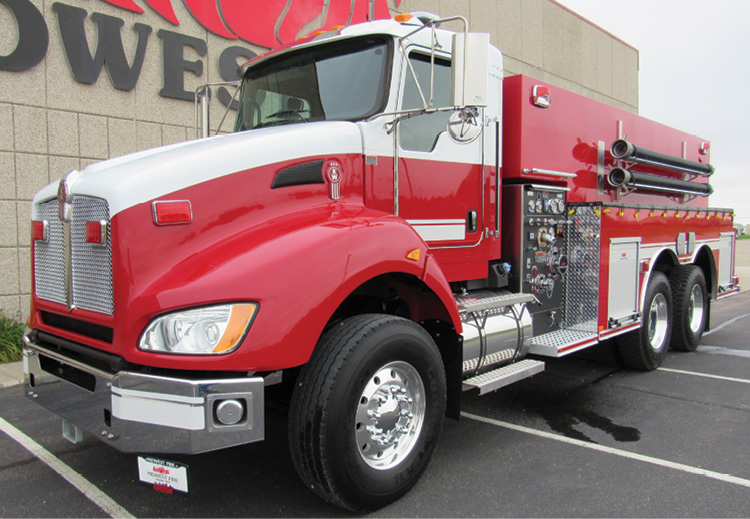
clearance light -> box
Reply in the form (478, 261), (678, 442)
(532, 85), (551, 108)
(153, 200), (193, 225)
(139, 303), (258, 355)
(394, 13), (414, 23)
(85, 220), (108, 245)
(406, 248), (421, 261)
(31, 220), (48, 242)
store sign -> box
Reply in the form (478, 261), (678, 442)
(98, 0), (395, 49)
(0, 0), (395, 105)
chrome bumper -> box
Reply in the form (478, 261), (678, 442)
(23, 336), (264, 454)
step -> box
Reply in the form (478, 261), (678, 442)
(456, 292), (537, 314)
(463, 348), (515, 374)
(462, 359), (545, 395)
(529, 329), (598, 357)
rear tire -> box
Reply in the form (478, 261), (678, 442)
(288, 314), (446, 511)
(669, 265), (708, 352)
(618, 272), (672, 370)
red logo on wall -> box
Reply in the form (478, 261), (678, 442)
(99, 0), (400, 49)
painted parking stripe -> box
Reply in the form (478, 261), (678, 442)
(657, 367), (750, 385)
(696, 345), (750, 358)
(703, 313), (750, 336)
(0, 417), (134, 519)
(461, 412), (750, 489)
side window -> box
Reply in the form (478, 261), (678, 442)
(399, 53), (452, 153)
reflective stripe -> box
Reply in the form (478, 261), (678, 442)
(111, 394), (206, 431)
(407, 219), (466, 242)
(111, 386), (205, 405)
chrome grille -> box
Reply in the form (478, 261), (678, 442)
(71, 197), (113, 314)
(34, 200), (66, 306)
(34, 196), (114, 315)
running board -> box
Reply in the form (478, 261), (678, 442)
(462, 359), (545, 395)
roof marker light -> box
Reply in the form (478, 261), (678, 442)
(394, 13), (414, 23)
(153, 200), (193, 225)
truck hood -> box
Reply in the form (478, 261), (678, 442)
(33, 121), (363, 217)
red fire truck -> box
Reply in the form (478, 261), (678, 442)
(23, 13), (738, 511)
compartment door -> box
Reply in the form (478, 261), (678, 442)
(608, 238), (641, 322)
(719, 232), (735, 286)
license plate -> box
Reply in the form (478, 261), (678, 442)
(137, 456), (189, 494)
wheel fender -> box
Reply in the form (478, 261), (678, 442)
(640, 247), (679, 312)
(691, 244), (718, 299)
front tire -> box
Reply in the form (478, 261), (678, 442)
(618, 271), (672, 370)
(669, 265), (708, 352)
(289, 314), (446, 511)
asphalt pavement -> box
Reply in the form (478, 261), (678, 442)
(1, 292), (748, 518)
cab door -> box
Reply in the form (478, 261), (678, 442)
(396, 50), (487, 280)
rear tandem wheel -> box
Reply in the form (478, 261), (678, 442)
(618, 271), (672, 370)
(669, 265), (708, 352)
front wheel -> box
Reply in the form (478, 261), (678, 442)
(618, 271), (672, 370)
(289, 314), (446, 511)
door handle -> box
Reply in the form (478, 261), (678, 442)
(467, 210), (478, 233)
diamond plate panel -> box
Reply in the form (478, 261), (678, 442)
(562, 206), (601, 333)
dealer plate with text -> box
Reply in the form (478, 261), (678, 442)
(137, 456), (189, 494)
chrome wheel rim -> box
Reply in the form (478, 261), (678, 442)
(688, 284), (705, 334)
(648, 293), (669, 352)
(355, 361), (425, 471)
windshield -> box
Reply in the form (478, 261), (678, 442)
(234, 36), (391, 132)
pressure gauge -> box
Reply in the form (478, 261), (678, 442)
(528, 200), (536, 213)
(535, 200), (543, 213)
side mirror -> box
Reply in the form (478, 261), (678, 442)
(451, 32), (490, 108)
(447, 107), (481, 143)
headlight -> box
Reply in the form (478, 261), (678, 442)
(139, 303), (258, 355)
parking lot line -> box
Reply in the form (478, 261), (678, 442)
(0, 417), (134, 519)
(704, 313), (750, 336)
(657, 367), (750, 385)
(461, 412), (750, 489)
(695, 345), (750, 358)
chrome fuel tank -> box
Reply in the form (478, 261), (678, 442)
(456, 290), (533, 376)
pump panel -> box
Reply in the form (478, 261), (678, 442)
(502, 185), (569, 336)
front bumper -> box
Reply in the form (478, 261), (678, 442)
(23, 335), (264, 454)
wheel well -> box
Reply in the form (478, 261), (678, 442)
(693, 246), (717, 299)
(650, 249), (679, 277)
(650, 247), (717, 298)
(326, 273), (463, 419)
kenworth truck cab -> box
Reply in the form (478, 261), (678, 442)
(23, 14), (737, 511)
